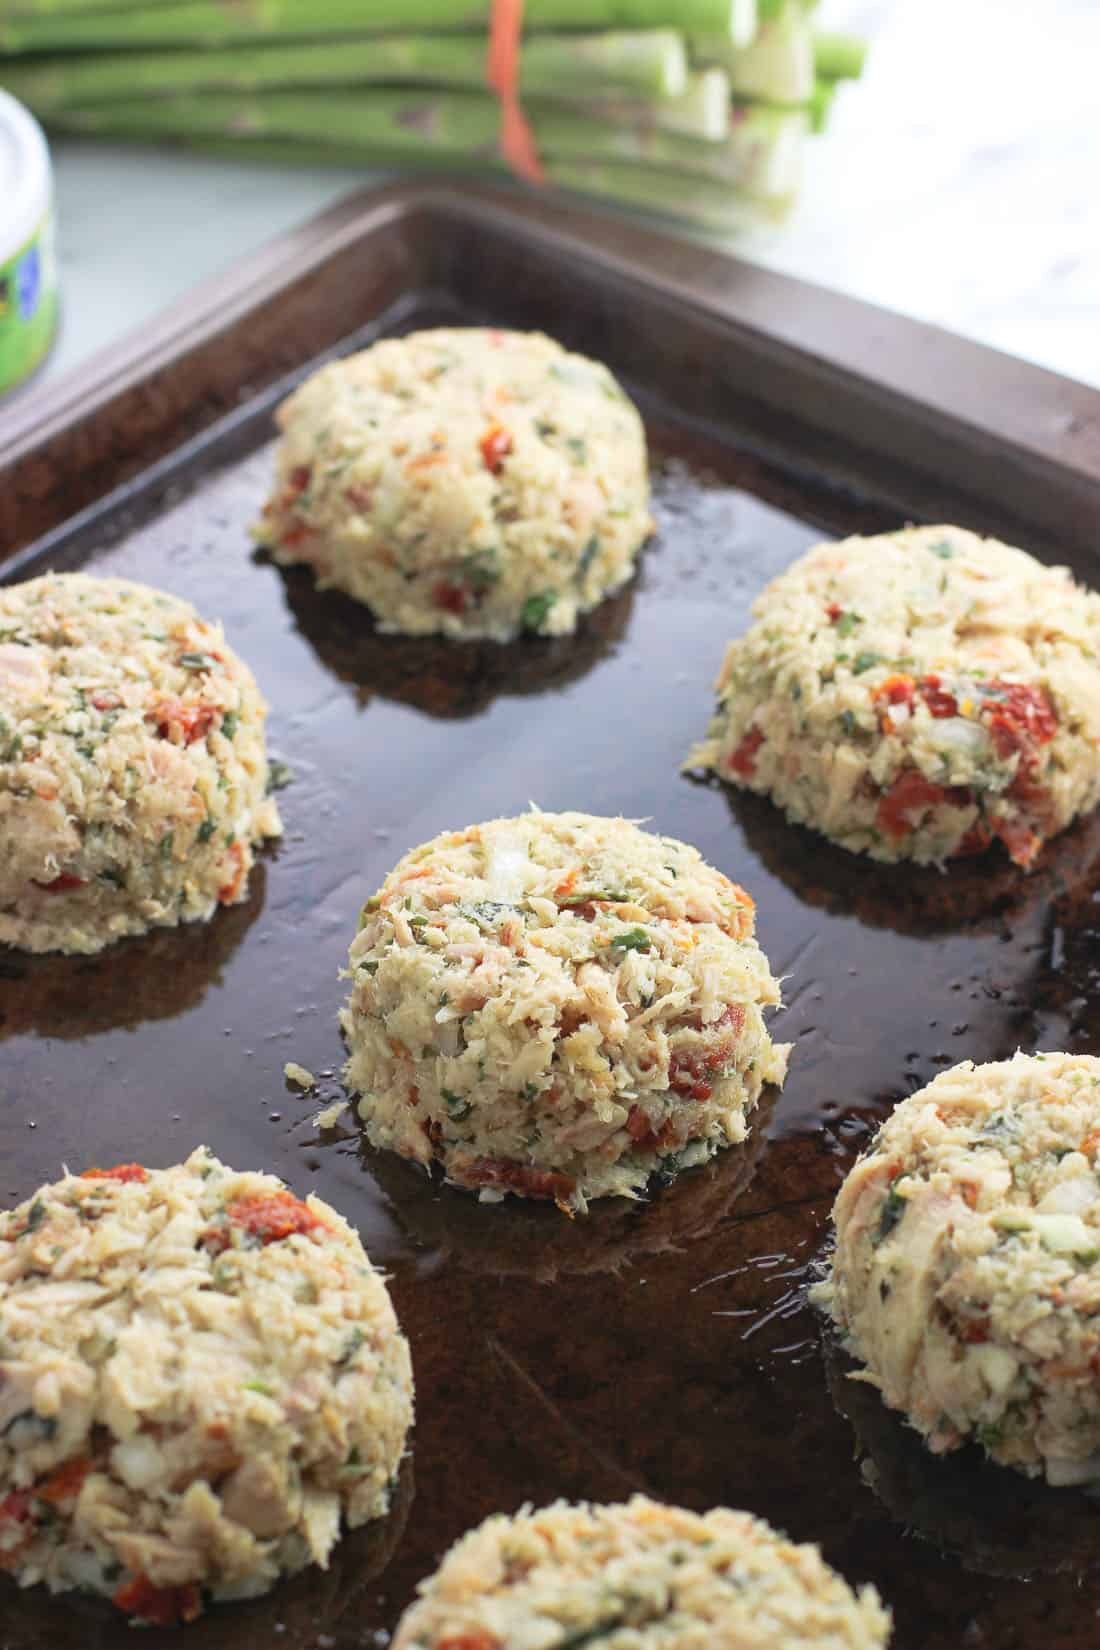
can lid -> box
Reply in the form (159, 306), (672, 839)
(0, 90), (52, 262)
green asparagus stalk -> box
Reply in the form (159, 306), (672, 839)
(189, 136), (785, 233)
(48, 87), (803, 197)
(554, 69), (731, 142)
(812, 29), (867, 82)
(0, 0), (746, 53)
(692, 0), (814, 103)
(1, 29), (688, 112)
(806, 76), (835, 132)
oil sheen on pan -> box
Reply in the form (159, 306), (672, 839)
(3, 314), (1100, 1650)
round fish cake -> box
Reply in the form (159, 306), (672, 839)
(0, 1150), (413, 1623)
(814, 1052), (1100, 1488)
(689, 525), (1100, 867)
(0, 573), (282, 955)
(255, 328), (652, 641)
(342, 809), (789, 1211)
(391, 1495), (892, 1650)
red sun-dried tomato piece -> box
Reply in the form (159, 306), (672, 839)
(727, 726), (765, 778)
(112, 1576), (202, 1626)
(432, 581), (469, 616)
(984, 682), (1057, 759)
(875, 770), (958, 838)
(31, 872), (87, 893)
(37, 1457), (92, 1506)
(872, 674), (916, 710)
(919, 674), (959, 718)
(460, 1158), (575, 1201)
(147, 698), (217, 746)
(479, 423), (514, 474)
(203, 1190), (328, 1255)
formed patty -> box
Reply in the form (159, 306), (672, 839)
(813, 1052), (1100, 1488)
(342, 809), (789, 1212)
(391, 1495), (891, 1650)
(0, 1150), (413, 1624)
(0, 573), (282, 954)
(688, 525), (1100, 867)
(255, 328), (652, 641)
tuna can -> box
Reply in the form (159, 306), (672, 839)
(0, 90), (58, 397)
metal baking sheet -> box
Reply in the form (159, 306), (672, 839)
(3, 184), (1100, 1650)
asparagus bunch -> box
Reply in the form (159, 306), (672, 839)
(0, 3), (867, 232)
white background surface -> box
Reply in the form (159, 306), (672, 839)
(23, 0), (1100, 391)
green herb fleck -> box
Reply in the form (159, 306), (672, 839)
(178, 652), (217, 671)
(834, 611), (862, 638)
(576, 535), (600, 583)
(840, 710), (857, 737)
(159, 831), (174, 863)
(928, 539), (955, 559)
(603, 926), (651, 954)
(853, 651), (883, 675)
(243, 1379), (274, 1397)
(25, 1199), (46, 1234)
(875, 1184), (907, 1243)
(220, 710), (239, 739)
(197, 816), (217, 844)
(459, 551), (499, 594)
(443, 1090), (472, 1121)
(975, 1420), (1003, 1452)
(521, 592), (557, 632)
(267, 759), (293, 792)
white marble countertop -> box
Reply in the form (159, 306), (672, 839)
(34, 0), (1100, 392)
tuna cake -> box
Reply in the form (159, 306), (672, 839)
(391, 1495), (892, 1650)
(255, 327), (652, 641)
(814, 1052), (1100, 1489)
(689, 525), (1100, 867)
(342, 809), (789, 1212)
(0, 1150), (413, 1624)
(0, 572), (281, 955)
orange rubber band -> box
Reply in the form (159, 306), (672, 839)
(487, 0), (545, 185)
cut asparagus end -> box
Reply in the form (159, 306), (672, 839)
(691, 0), (815, 102)
(548, 68), (731, 143)
(813, 28), (868, 82)
(807, 75), (836, 133)
(666, 67), (732, 142)
(729, 0), (758, 49)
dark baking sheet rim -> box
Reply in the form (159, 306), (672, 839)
(3, 178), (1100, 1650)
(2, 177), (1099, 561)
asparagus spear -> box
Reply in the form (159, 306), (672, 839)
(190, 136), (786, 233)
(0, 0), (746, 53)
(1, 29), (689, 111)
(692, 0), (814, 103)
(806, 76), (835, 132)
(555, 69), (731, 142)
(812, 29), (868, 82)
(49, 87), (804, 197)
